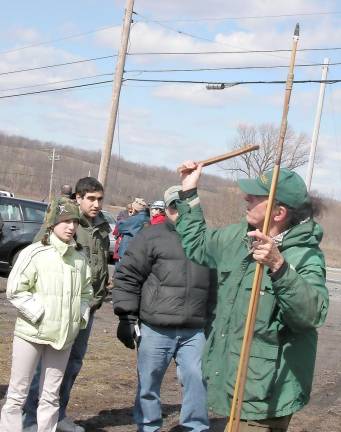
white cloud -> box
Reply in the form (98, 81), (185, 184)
(8, 27), (40, 44)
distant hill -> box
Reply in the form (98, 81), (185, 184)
(1, 131), (340, 266)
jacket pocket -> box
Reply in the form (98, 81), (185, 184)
(229, 341), (279, 403)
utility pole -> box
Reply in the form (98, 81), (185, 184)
(98, 0), (134, 188)
(48, 148), (61, 202)
(306, 58), (329, 191)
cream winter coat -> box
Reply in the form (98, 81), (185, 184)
(6, 233), (93, 350)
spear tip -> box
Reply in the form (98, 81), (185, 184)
(294, 23), (300, 36)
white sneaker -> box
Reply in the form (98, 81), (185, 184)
(23, 425), (38, 432)
(56, 417), (85, 432)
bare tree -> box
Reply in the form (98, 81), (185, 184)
(223, 123), (310, 178)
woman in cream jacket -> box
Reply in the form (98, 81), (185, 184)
(0, 197), (93, 432)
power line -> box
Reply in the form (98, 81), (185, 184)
(0, 77), (340, 100)
(134, 10), (341, 23)
(126, 47), (341, 55)
(125, 61), (341, 73)
(0, 80), (113, 99)
(0, 73), (113, 93)
(2, 10), (340, 56)
(0, 55), (115, 76)
(4, 60), (341, 93)
(0, 25), (117, 56)
(134, 12), (224, 46)
(132, 12), (291, 62)
(2, 47), (341, 78)
(124, 78), (341, 85)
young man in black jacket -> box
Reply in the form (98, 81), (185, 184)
(113, 185), (215, 432)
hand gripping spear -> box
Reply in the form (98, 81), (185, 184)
(225, 24), (300, 432)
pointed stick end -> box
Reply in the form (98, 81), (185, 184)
(294, 23), (300, 36)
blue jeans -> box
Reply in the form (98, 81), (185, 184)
(23, 313), (95, 427)
(134, 323), (209, 432)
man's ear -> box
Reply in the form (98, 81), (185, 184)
(75, 194), (81, 205)
(273, 205), (288, 223)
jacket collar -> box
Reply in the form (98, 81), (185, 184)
(50, 232), (76, 256)
(79, 211), (110, 232)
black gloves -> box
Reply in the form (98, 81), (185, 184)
(117, 317), (137, 349)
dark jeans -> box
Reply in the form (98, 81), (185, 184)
(23, 313), (95, 427)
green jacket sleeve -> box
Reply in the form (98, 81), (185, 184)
(176, 195), (226, 269)
(272, 254), (328, 331)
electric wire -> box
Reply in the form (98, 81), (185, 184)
(125, 61), (341, 73)
(0, 77), (341, 100)
(2, 52), (341, 78)
(133, 10), (341, 23)
(0, 55), (115, 76)
(124, 77), (341, 85)
(0, 25), (117, 56)
(0, 80), (113, 99)
(126, 47), (341, 55)
(4, 60), (341, 94)
(1, 10), (339, 56)
(0, 73), (114, 93)
(132, 11), (290, 61)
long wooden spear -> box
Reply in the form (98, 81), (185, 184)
(177, 144), (259, 173)
(225, 23), (300, 432)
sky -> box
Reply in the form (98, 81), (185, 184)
(0, 0), (341, 198)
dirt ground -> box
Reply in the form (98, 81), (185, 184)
(1, 282), (341, 432)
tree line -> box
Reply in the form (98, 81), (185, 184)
(0, 129), (339, 266)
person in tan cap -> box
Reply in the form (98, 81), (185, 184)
(132, 197), (147, 212)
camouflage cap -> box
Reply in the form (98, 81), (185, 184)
(45, 197), (80, 228)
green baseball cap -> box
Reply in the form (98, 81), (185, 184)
(237, 168), (309, 209)
(45, 197), (80, 228)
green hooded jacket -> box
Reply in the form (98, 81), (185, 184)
(176, 195), (328, 420)
(76, 212), (110, 309)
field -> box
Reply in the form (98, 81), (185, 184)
(1, 280), (341, 431)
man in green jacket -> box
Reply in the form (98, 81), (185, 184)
(24, 177), (110, 432)
(175, 162), (329, 432)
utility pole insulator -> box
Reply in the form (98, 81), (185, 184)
(206, 83), (225, 90)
